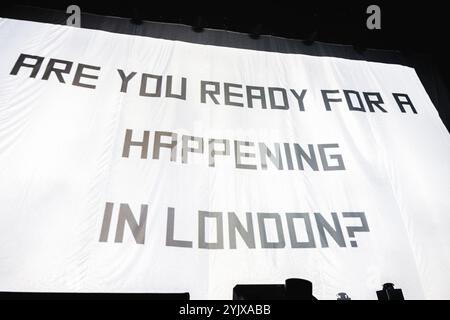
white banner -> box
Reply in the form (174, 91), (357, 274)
(0, 18), (449, 299)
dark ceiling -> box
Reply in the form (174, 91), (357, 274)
(1, 0), (449, 89)
(0, 1), (445, 49)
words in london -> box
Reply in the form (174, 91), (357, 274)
(99, 203), (370, 250)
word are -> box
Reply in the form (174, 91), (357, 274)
(10, 53), (100, 89)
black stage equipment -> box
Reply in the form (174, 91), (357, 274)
(376, 283), (405, 300)
(336, 292), (351, 300)
(233, 278), (317, 300)
(0, 292), (190, 300)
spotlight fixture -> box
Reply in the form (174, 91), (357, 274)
(353, 43), (366, 54)
(249, 23), (263, 39)
(130, 7), (142, 25)
(303, 31), (318, 45)
(192, 16), (204, 32)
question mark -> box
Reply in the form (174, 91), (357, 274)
(342, 212), (370, 247)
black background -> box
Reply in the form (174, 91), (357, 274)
(0, 1), (449, 306)
(1, 0), (448, 89)
(1, 1), (448, 65)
